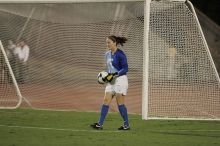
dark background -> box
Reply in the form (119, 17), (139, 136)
(191, 0), (220, 25)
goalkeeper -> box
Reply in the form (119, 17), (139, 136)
(90, 35), (130, 130)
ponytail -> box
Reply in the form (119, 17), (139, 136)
(108, 35), (127, 46)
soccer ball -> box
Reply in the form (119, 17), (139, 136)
(97, 71), (108, 84)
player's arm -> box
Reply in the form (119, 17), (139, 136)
(105, 53), (128, 82)
(117, 52), (128, 76)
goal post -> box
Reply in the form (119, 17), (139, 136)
(0, 40), (22, 109)
(0, 0), (219, 120)
(142, 0), (151, 120)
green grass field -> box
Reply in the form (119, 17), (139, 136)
(0, 108), (220, 146)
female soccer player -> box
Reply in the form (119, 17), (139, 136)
(90, 35), (130, 130)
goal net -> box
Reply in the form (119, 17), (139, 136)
(0, 40), (22, 109)
(0, 0), (219, 120)
(0, 1), (144, 112)
(147, 0), (220, 120)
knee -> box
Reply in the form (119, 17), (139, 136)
(103, 98), (111, 105)
(116, 94), (125, 105)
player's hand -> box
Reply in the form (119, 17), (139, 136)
(105, 72), (118, 82)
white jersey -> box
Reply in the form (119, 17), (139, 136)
(14, 45), (30, 62)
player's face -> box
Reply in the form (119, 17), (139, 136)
(106, 38), (116, 50)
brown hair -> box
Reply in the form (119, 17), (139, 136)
(108, 35), (127, 46)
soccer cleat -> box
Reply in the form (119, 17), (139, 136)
(118, 125), (130, 130)
(90, 123), (103, 130)
(90, 123), (98, 127)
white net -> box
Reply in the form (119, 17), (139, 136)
(0, 41), (21, 108)
(148, 0), (220, 119)
(0, 2), (144, 112)
(0, 1), (219, 119)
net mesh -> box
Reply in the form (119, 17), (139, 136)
(148, 1), (220, 119)
(0, 2), (144, 112)
(0, 1), (219, 119)
(0, 41), (20, 108)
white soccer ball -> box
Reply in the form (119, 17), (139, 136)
(97, 71), (108, 84)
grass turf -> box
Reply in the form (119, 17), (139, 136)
(0, 108), (220, 146)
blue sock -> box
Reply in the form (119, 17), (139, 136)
(98, 104), (109, 126)
(118, 104), (129, 126)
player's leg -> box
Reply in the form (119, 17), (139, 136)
(114, 75), (129, 130)
(91, 92), (114, 129)
(116, 94), (130, 130)
(98, 92), (113, 125)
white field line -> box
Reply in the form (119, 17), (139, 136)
(1, 124), (220, 133)
(150, 129), (220, 132)
(0, 124), (122, 133)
